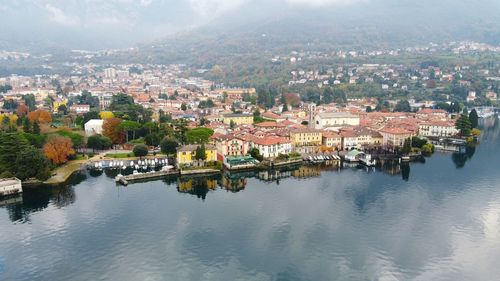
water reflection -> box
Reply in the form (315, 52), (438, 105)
(177, 175), (220, 200)
(0, 118), (498, 281)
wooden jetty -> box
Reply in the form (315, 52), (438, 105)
(116, 169), (178, 185)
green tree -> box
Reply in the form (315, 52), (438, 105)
(15, 146), (51, 181)
(394, 100), (411, 112)
(181, 103), (187, 111)
(133, 144), (148, 157)
(145, 133), (162, 147)
(230, 120), (236, 129)
(186, 127), (214, 144)
(249, 147), (263, 161)
(58, 104), (68, 115)
(455, 114), (472, 136)
(401, 138), (412, 155)
(32, 121), (41, 135)
(366, 106), (373, 113)
(469, 109), (479, 128)
(160, 138), (179, 155)
(87, 134), (112, 151)
(195, 144), (206, 160)
(323, 87), (334, 104)
(0, 133), (30, 173)
(119, 120), (141, 142)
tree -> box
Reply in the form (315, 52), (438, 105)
(181, 103), (187, 111)
(103, 118), (125, 144)
(195, 144), (206, 160)
(249, 147), (263, 161)
(99, 111), (114, 120)
(27, 109), (52, 124)
(366, 106), (373, 113)
(0, 133), (30, 173)
(401, 138), (412, 155)
(57, 130), (85, 150)
(133, 144), (148, 157)
(186, 127), (214, 144)
(32, 121), (41, 134)
(144, 133), (162, 147)
(87, 134), (112, 151)
(469, 109), (479, 128)
(58, 104), (68, 115)
(394, 100), (411, 112)
(119, 120), (141, 142)
(2, 99), (18, 110)
(230, 120), (236, 129)
(15, 147), (51, 181)
(282, 103), (289, 112)
(22, 94), (36, 110)
(16, 104), (29, 116)
(43, 136), (75, 165)
(455, 114), (472, 136)
(160, 138), (179, 155)
(323, 87), (334, 104)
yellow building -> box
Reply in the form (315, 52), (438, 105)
(290, 128), (323, 147)
(222, 113), (253, 125)
(177, 144), (217, 165)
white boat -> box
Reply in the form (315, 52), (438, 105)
(359, 153), (376, 167)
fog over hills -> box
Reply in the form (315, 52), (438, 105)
(0, 0), (499, 54)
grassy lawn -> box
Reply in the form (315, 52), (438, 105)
(75, 154), (87, 160)
(105, 152), (134, 158)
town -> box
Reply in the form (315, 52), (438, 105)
(0, 43), (494, 188)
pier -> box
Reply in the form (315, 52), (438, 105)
(0, 178), (23, 196)
(116, 169), (179, 185)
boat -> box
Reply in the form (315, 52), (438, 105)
(359, 153), (376, 167)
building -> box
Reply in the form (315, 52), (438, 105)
(222, 113), (253, 126)
(71, 104), (90, 115)
(213, 135), (250, 160)
(177, 144), (217, 166)
(322, 131), (342, 149)
(290, 128), (322, 147)
(313, 112), (360, 129)
(84, 119), (104, 136)
(0, 178), (22, 196)
(104, 68), (116, 79)
(419, 121), (458, 137)
(251, 136), (292, 158)
(380, 127), (415, 148)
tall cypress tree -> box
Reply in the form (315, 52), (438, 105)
(469, 109), (479, 128)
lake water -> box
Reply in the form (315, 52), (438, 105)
(1, 117), (500, 281)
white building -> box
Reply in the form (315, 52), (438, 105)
(251, 137), (292, 159)
(71, 104), (90, 115)
(419, 121), (459, 137)
(313, 112), (360, 129)
(84, 119), (104, 136)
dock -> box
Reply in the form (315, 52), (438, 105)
(0, 178), (23, 196)
(116, 169), (179, 185)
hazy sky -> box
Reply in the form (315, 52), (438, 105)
(0, 0), (365, 50)
(0, 0), (498, 51)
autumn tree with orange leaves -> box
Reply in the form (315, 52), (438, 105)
(103, 117), (125, 144)
(43, 136), (75, 165)
(28, 109), (52, 124)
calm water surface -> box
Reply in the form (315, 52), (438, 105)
(1, 118), (500, 281)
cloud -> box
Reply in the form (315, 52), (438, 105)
(44, 3), (80, 26)
(188, 0), (248, 19)
(285, 0), (365, 6)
